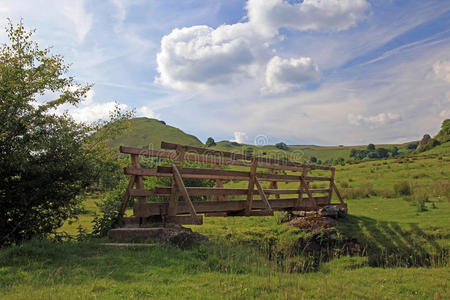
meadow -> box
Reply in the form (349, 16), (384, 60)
(0, 143), (449, 299)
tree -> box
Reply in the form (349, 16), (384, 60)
(310, 156), (317, 163)
(367, 143), (376, 151)
(391, 146), (399, 157)
(205, 137), (216, 147)
(0, 22), (131, 246)
(275, 142), (288, 150)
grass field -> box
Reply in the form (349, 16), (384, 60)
(1, 142), (449, 299)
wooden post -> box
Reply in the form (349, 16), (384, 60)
(300, 169), (318, 210)
(172, 164), (202, 224)
(267, 169), (280, 199)
(246, 158), (257, 213)
(131, 154), (147, 222)
(255, 176), (272, 212)
(120, 175), (135, 216)
(168, 145), (185, 217)
(327, 168), (336, 204)
(295, 168), (308, 208)
(211, 163), (225, 201)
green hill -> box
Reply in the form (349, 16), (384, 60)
(109, 117), (203, 149)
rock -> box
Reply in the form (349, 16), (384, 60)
(289, 216), (337, 232)
(278, 211), (300, 224)
(417, 134), (431, 150)
(319, 205), (340, 219)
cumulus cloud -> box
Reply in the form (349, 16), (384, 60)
(348, 112), (402, 128)
(231, 131), (248, 144)
(265, 56), (320, 93)
(156, 25), (256, 90)
(247, 0), (370, 37)
(137, 105), (160, 119)
(156, 0), (369, 92)
(433, 60), (450, 83)
(69, 102), (128, 123)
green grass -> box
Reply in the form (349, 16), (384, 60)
(3, 137), (450, 299)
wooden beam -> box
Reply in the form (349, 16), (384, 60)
(328, 168), (335, 203)
(168, 145), (184, 217)
(120, 175), (135, 216)
(254, 176), (272, 212)
(246, 158), (257, 212)
(134, 197), (331, 217)
(120, 145), (333, 171)
(332, 182), (344, 205)
(125, 167), (332, 182)
(129, 187), (330, 197)
(172, 164), (202, 224)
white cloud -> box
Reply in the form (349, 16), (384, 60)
(231, 131), (248, 144)
(246, 0), (370, 37)
(440, 109), (450, 118)
(348, 112), (402, 128)
(155, 0), (369, 92)
(69, 102), (128, 123)
(137, 106), (160, 119)
(264, 56), (320, 93)
(63, 0), (93, 43)
(433, 60), (450, 83)
(156, 24), (256, 90)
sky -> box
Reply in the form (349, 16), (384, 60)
(1, 0), (449, 146)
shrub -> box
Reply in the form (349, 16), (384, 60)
(275, 142), (289, 150)
(394, 181), (412, 196)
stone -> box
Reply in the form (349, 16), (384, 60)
(417, 134), (431, 150)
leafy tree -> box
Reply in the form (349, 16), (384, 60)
(407, 142), (419, 150)
(0, 22), (131, 246)
(367, 143), (376, 151)
(275, 142), (288, 150)
(391, 146), (399, 157)
(376, 148), (389, 159)
(310, 156), (317, 163)
(205, 137), (216, 147)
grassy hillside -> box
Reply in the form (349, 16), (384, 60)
(211, 140), (414, 162)
(108, 117), (203, 149)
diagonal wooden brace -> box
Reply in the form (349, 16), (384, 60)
(254, 176), (272, 213)
(172, 164), (202, 224)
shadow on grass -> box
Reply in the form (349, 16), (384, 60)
(337, 214), (448, 267)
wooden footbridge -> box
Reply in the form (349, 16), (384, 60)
(119, 142), (346, 226)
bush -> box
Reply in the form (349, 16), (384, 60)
(275, 142), (289, 150)
(393, 181), (412, 196)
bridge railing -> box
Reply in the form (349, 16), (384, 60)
(119, 142), (346, 225)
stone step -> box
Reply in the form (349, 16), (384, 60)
(108, 227), (167, 240)
(99, 242), (155, 247)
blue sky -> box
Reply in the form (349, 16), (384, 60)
(1, 0), (449, 146)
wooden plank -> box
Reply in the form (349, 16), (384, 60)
(125, 167), (331, 182)
(168, 145), (184, 217)
(120, 175), (135, 216)
(120, 145), (332, 171)
(332, 182), (344, 205)
(296, 168), (307, 208)
(328, 168), (335, 203)
(130, 187), (330, 197)
(254, 176), (272, 211)
(246, 158), (257, 212)
(131, 154), (146, 209)
(172, 164), (199, 221)
(135, 197), (331, 217)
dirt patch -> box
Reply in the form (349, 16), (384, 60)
(289, 216), (338, 232)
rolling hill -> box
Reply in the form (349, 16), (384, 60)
(108, 117), (203, 149)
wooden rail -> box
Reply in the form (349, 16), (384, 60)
(119, 142), (346, 225)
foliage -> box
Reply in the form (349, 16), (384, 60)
(205, 137), (216, 147)
(275, 142), (288, 150)
(407, 142), (419, 150)
(393, 181), (412, 196)
(367, 143), (375, 151)
(310, 156), (317, 163)
(0, 22), (132, 246)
